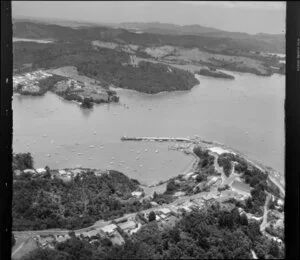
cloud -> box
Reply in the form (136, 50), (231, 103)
(177, 1), (285, 10)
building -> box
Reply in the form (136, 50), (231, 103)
(100, 224), (117, 235)
(118, 221), (137, 233)
(59, 171), (72, 181)
(150, 201), (158, 206)
(183, 172), (195, 180)
(59, 170), (67, 175)
(38, 235), (55, 247)
(178, 205), (192, 213)
(174, 191), (185, 197)
(55, 234), (70, 243)
(24, 169), (36, 174)
(110, 231), (125, 245)
(159, 208), (172, 216)
(208, 147), (236, 155)
(131, 191), (144, 199)
(206, 176), (219, 186)
(231, 181), (251, 197)
(82, 229), (102, 238)
(36, 168), (46, 174)
(277, 199), (284, 206)
(71, 169), (83, 177)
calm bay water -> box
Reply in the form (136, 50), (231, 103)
(13, 72), (285, 185)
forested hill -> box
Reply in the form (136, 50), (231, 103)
(22, 205), (284, 260)
(13, 41), (199, 94)
(13, 21), (284, 53)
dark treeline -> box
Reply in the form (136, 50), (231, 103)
(77, 60), (199, 93)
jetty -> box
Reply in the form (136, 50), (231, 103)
(121, 136), (191, 142)
(120, 136), (215, 145)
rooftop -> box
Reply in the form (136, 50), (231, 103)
(231, 181), (251, 193)
(118, 221), (137, 230)
(159, 208), (172, 215)
(101, 224), (117, 234)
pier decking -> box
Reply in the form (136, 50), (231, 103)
(121, 136), (192, 142)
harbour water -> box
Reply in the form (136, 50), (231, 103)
(13, 71), (285, 185)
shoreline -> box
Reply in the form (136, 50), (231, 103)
(121, 136), (284, 194)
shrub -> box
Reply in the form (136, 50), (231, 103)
(148, 211), (156, 222)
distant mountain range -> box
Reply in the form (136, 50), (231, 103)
(12, 19), (285, 53)
(115, 22), (284, 47)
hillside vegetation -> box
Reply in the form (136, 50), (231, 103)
(22, 204), (284, 260)
(14, 41), (199, 93)
(13, 154), (149, 231)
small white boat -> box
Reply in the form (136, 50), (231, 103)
(144, 149), (148, 152)
(155, 150), (159, 153)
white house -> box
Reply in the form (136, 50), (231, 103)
(131, 191), (144, 199)
(24, 169), (36, 174)
(100, 224), (117, 234)
(36, 168), (46, 174)
(159, 208), (172, 216)
(59, 170), (67, 175)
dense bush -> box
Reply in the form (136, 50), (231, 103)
(77, 60), (199, 94)
(80, 98), (94, 109)
(38, 75), (67, 94)
(165, 180), (179, 195)
(153, 193), (175, 205)
(23, 204), (284, 259)
(148, 211), (156, 222)
(13, 162), (145, 230)
(14, 41), (199, 94)
(193, 146), (215, 170)
(217, 153), (233, 177)
(13, 152), (34, 171)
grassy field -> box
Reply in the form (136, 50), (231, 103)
(12, 236), (38, 260)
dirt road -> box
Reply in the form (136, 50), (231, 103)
(260, 193), (271, 233)
(12, 242), (24, 257)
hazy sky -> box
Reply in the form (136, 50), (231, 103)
(12, 1), (286, 34)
